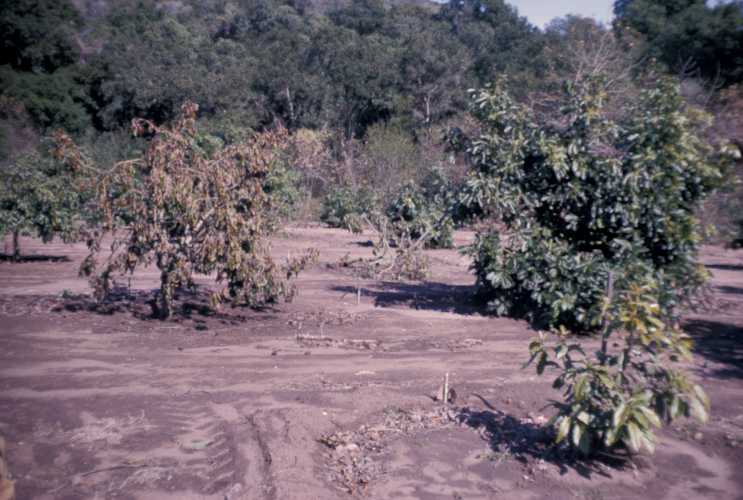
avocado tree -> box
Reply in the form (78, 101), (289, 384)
(385, 167), (455, 250)
(462, 76), (736, 456)
(0, 147), (83, 259)
(464, 76), (731, 331)
(55, 102), (316, 319)
(526, 279), (710, 456)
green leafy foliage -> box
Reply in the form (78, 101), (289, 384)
(614, 0), (743, 87)
(465, 77), (731, 330)
(0, 145), (84, 258)
(88, 5), (263, 131)
(55, 102), (316, 319)
(0, 0), (92, 134)
(527, 281), (709, 456)
(385, 167), (455, 249)
(0, 66), (91, 134)
(391, 8), (473, 130)
(436, 0), (546, 91)
(0, 0), (82, 73)
(263, 136), (305, 221)
(320, 186), (378, 233)
(52, 0), (547, 139)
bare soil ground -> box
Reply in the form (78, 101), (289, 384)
(1, 227), (742, 500)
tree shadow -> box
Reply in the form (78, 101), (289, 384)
(705, 263), (743, 272)
(55, 285), (275, 326)
(332, 281), (486, 316)
(683, 318), (743, 379)
(716, 285), (743, 295)
(352, 239), (375, 248)
(0, 253), (70, 263)
(456, 407), (628, 479)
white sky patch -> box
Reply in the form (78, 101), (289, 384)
(506, 0), (615, 28)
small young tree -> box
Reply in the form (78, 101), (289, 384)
(55, 102), (316, 319)
(0, 147), (83, 259)
(385, 167), (455, 249)
(337, 210), (433, 282)
(526, 277), (709, 456)
(320, 186), (378, 233)
(464, 77), (733, 331)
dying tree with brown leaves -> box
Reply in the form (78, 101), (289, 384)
(55, 102), (316, 319)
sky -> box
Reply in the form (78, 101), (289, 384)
(506, 0), (615, 28)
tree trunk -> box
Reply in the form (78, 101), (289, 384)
(12, 230), (20, 261)
(424, 94), (431, 127)
(285, 86), (296, 126)
(156, 270), (175, 320)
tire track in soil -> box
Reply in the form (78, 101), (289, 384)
(128, 397), (244, 496)
(240, 405), (337, 500)
(246, 411), (277, 500)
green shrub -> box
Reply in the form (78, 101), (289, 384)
(385, 167), (455, 249)
(471, 229), (611, 325)
(0, 145), (84, 258)
(320, 186), (377, 233)
(263, 154), (304, 222)
(527, 280), (709, 456)
(0, 67), (91, 134)
(465, 77), (731, 331)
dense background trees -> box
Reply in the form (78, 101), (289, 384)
(0, 0), (90, 135)
(614, 0), (743, 87)
(1, 0), (737, 141)
(0, 0), (545, 146)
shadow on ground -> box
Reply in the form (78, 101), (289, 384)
(456, 406), (625, 480)
(56, 286), (275, 326)
(0, 254), (70, 263)
(706, 263), (743, 272)
(333, 281), (484, 315)
(684, 318), (743, 379)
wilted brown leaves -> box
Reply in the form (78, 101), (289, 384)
(57, 102), (316, 318)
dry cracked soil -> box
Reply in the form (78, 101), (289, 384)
(1, 226), (742, 500)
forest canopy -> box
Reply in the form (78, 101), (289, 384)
(1, 0), (741, 144)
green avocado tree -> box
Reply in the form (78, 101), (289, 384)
(465, 76), (732, 331)
(462, 76), (735, 456)
(0, 146), (83, 259)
